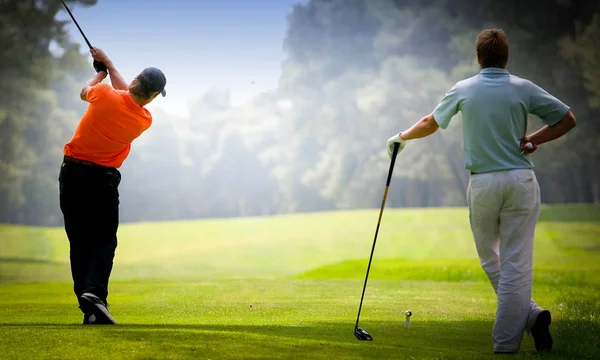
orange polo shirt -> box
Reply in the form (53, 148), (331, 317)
(63, 83), (152, 168)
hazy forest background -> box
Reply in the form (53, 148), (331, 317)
(1, 0), (599, 226)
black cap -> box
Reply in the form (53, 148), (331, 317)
(138, 67), (167, 97)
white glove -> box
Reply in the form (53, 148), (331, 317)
(387, 133), (406, 158)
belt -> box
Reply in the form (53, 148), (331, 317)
(63, 155), (107, 168)
(470, 169), (531, 175)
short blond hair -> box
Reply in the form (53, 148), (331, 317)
(129, 75), (155, 100)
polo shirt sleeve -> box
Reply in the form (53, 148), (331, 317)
(87, 83), (110, 103)
(433, 83), (461, 129)
(528, 81), (570, 126)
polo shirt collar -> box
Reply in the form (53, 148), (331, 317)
(480, 67), (510, 75)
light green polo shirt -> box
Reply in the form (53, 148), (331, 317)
(433, 67), (570, 174)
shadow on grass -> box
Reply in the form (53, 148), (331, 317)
(538, 204), (600, 223)
(1, 320), (598, 360)
(0, 257), (59, 264)
(0, 261), (70, 284)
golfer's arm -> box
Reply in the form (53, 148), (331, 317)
(400, 113), (440, 140)
(528, 111), (576, 146)
(80, 72), (106, 101)
(105, 62), (129, 91)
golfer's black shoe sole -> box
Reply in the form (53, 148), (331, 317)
(79, 293), (117, 325)
(82, 313), (96, 324)
(531, 310), (552, 351)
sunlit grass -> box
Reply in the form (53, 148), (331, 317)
(0, 204), (599, 359)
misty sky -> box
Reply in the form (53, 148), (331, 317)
(56, 0), (307, 117)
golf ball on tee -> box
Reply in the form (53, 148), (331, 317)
(521, 142), (534, 154)
(405, 310), (412, 329)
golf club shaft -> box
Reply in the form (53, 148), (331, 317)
(60, 0), (93, 50)
(355, 142), (400, 329)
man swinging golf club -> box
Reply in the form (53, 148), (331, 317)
(387, 29), (576, 353)
(59, 47), (166, 324)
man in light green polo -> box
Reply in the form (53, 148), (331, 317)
(387, 28), (576, 354)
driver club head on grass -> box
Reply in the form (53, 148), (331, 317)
(354, 327), (373, 341)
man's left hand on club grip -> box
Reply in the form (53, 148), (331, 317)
(93, 60), (107, 73)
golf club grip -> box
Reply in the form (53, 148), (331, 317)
(386, 143), (400, 186)
(60, 0), (93, 50)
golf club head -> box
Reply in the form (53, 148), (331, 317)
(354, 327), (373, 341)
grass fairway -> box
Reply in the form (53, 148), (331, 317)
(1, 205), (599, 359)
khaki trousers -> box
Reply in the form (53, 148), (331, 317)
(467, 169), (545, 352)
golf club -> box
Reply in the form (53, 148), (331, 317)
(354, 142), (400, 341)
(60, 0), (106, 72)
(60, 0), (92, 50)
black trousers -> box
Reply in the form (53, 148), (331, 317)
(59, 157), (121, 305)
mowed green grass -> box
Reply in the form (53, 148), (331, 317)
(0, 204), (599, 359)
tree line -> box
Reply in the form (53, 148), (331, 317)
(1, 0), (598, 226)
